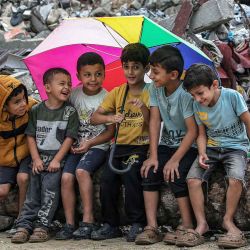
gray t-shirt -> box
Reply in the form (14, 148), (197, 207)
(194, 87), (249, 152)
(150, 83), (194, 147)
(25, 101), (79, 166)
(70, 87), (109, 151)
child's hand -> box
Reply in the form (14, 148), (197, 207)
(108, 113), (125, 124)
(128, 98), (145, 109)
(198, 154), (209, 169)
(73, 140), (92, 154)
(141, 157), (158, 178)
(47, 159), (60, 173)
(32, 158), (44, 175)
(163, 159), (180, 183)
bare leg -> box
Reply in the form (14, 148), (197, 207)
(187, 179), (209, 235)
(176, 196), (193, 229)
(16, 173), (29, 215)
(0, 184), (11, 201)
(61, 173), (75, 226)
(223, 178), (242, 235)
(143, 191), (159, 228)
(76, 169), (94, 223)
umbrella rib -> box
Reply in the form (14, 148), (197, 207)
(101, 22), (125, 48)
(82, 44), (121, 58)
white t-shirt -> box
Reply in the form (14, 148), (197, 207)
(70, 86), (109, 151)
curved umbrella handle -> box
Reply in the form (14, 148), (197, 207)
(108, 144), (132, 174)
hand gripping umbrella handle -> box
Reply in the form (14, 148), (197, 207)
(108, 84), (130, 174)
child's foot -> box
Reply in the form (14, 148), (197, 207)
(55, 223), (75, 240)
(11, 228), (30, 244)
(91, 223), (122, 240)
(73, 222), (99, 240)
(222, 219), (242, 235)
(126, 223), (143, 242)
(195, 222), (209, 236)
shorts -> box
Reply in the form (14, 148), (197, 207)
(142, 145), (197, 198)
(187, 148), (247, 187)
(63, 148), (106, 175)
(0, 156), (31, 185)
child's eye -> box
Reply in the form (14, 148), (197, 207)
(96, 72), (103, 77)
(84, 73), (91, 77)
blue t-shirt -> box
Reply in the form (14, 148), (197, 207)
(194, 87), (249, 152)
(150, 83), (194, 147)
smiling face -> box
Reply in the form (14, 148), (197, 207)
(122, 61), (147, 86)
(45, 72), (72, 102)
(189, 81), (219, 107)
(77, 63), (105, 95)
(5, 89), (28, 118)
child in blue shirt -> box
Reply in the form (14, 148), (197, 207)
(180, 63), (250, 248)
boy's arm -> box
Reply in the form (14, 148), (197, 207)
(91, 107), (124, 125)
(141, 106), (161, 178)
(73, 124), (115, 154)
(47, 137), (74, 173)
(27, 135), (44, 175)
(240, 111), (250, 139)
(163, 115), (198, 182)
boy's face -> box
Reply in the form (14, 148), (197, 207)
(189, 81), (219, 107)
(149, 64), (177, 88)
(77, 64), (105, 95)
(45, 73), (72, 102)
(122, 61), (146, 86)
(5, 90), (27, 118)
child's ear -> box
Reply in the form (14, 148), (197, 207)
(170, 70), (179, 80)
(44, 83), (50, 92)
(212, 80), (219, 89)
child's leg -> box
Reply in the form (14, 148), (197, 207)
(16, 173), (29, 214)
(75, 148), (106, 223)
(0, 184), (11, 201)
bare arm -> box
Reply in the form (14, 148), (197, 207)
(240, 111), (250, 139)
(27, 135), (44, 174)
(141, 106), (161, 178)
(163, 115), (198, 182)
(47, 137), (74, 172)
(73, 124), (115, 154)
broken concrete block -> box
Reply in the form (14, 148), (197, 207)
(189, 0), (234, 33)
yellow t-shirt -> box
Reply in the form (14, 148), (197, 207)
(101, 83), (151, 145)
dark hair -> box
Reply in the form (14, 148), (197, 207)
(149, 45), (184, 78)
(5, 84), (28, 105)
(77, 52), (105, 73)
(43, 68), (71, 85)
(121, 43), (150, 67)
(183, 63), (218, 91)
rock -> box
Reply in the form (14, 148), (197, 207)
(0, 215), (14, 231)
(130, 0), (141, 10)
(89, 6), (112, 17)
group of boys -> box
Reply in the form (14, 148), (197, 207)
(0, 42), (249, 249)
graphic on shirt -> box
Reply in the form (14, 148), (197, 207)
(160, 126), (183, 146)
(196, 112), (210, 127)
(122, 154), (139, 167)
(63, 106), (76, 121)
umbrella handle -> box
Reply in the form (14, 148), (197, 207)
(108, 144), (132, 174)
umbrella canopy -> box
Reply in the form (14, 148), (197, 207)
(24, 16), (213, 100)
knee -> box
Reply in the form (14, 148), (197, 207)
(228, 178), (243, 188)
(0, 187), (10, 200)
(17, 173), (29, 187)
(76, 169), (90, 180)
(187, 178), (202, 189)
(61, 173), (75, 189)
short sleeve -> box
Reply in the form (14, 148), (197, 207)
(150, 84), (158, 107)
(65, 108), (79, 139)
(25, 105), (37, 137)
(100, 88), (116, 112)
(193, 102), (202, 125)
(231, 91), (248, 116)
(181, 92), (194, 119)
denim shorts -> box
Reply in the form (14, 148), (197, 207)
(0, 156), (31, 185)
(63, 148), (106, 175)
(187, 148), (247, 187)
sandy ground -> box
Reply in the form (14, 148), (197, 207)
(0, 232), (250, 250)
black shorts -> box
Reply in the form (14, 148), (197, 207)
(142, 146), (197, 198)
(0, 156), (31, 185)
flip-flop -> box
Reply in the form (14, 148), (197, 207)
(163, 226), (188, 245)
(217, 233), (248, 249)
(176, 229), (205, 247)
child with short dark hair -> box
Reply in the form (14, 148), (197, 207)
(90, 43), (151, 242)
(56, 52), (115, 240)
(136, 45), (198, 245)
(0, 75), (37, 216)
(11, 68), (79, 244)
(178, 63), (250, 248)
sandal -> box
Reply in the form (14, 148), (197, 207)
(163, 226), (187, 245)
(217, 233), (248, 249)
(135, 226), (162, 245)
(11, 228), (30, 244)
(29, 228), (49, 243)
(176, 229), (205, 247)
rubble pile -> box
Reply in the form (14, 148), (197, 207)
(0, 0), (250, 232)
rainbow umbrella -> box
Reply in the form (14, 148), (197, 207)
(24, 16), (213, 100)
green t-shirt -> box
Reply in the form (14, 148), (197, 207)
(25, 101), (79, 166)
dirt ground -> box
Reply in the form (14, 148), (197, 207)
(0, 232), (249, 250)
